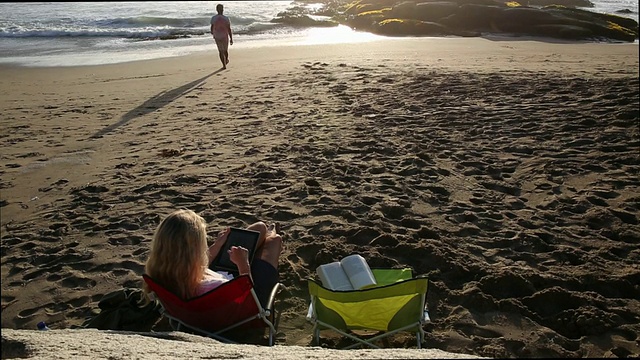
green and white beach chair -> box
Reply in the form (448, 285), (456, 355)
(307, 268), (430, 349)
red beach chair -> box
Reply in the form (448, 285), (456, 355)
(142, 274), (282, 345)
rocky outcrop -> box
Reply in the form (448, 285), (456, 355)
(1, 329), (487, 360)
(313, 0), (639, 42)
(272, 4), (340, 27)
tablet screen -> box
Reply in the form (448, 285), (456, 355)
(211, 228), (260, 272)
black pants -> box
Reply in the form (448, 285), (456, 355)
(250, 259), (278, 308)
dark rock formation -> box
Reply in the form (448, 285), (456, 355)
(525, 0), (594, 7)
(272, 4), (340, 27)
(311, 0), (639, 42)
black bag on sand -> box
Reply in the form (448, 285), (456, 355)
(81, 288), (162, 332)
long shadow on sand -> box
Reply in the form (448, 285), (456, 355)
(90, 69), (221, 139)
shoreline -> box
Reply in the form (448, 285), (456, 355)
(1, 37), (639, 358)
(1, 0), (638, 69)
(0, 31), (638, 69)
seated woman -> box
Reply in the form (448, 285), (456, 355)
(142, 209), (283, 307)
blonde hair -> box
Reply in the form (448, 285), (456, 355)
(143, 209), (209, 300)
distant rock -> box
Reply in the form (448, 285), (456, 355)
(525, 0), (593, 7)
(315, 0), (638, 42)
(272, 5), (340, 27)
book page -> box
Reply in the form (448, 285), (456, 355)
(316, 262), (354, 291)
(340, 254), (377, 290)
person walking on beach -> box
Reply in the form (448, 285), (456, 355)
(210, 4), (233, 69)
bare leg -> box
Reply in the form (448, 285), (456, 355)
(247, 221), (282, 270)
(246, 221), (268, 249)
(219, 51), (226, 69)
(254, 234), (282, 270)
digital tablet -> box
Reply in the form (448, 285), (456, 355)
(209, 227), (260, 273)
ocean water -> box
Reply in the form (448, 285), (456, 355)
(0, 0), (637, 68)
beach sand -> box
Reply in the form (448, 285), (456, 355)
(1, 37), (639, 358)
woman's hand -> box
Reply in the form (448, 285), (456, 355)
(207, 227), (230, 264)
(216, 227), (230, 243)
(228, 246), (250, 275)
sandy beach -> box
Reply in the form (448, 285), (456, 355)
(1, 37), (639, 358)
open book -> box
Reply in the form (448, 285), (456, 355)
(316, 254), (377, 291)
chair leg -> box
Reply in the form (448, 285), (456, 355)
(268, 324), (275, 346)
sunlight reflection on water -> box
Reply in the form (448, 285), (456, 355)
(235, 25), (387, 48)
(300, 25), (387, 45)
